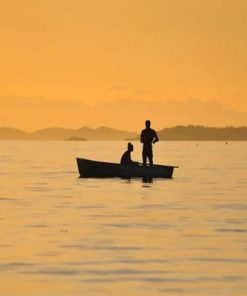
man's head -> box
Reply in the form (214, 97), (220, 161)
(145, 120), (151, 128)
(127, 142), (134, 152)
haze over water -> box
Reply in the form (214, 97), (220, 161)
(0, 141), (247, 295)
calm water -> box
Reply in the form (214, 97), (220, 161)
(0, 141), (247, 296)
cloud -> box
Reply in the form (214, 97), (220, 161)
(0, 96), (246, 131)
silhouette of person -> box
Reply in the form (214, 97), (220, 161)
(140, 120), (159, 166)
(120, 143), (139, 166)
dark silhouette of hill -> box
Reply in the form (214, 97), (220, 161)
(0, 126), (137, 140)
(157, 125), (247, 141)
(0, 128), (27, 140)
(29, 128), (77, 140)
(1, 125), (247, 140)
(28, 127), (137, 140)
(77, 126), (137, 140)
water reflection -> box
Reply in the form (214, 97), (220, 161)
(142, 177), (153, 183)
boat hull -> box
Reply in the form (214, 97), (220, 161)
(76, 158), (176, 179)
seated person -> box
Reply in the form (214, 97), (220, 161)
(120, 143), (139, 166)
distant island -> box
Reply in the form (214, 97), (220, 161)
(0, 125), (247, 141)
(64, 136), (87, 141)
(0, 126), (137, 141)
(157, 125), (247, 141)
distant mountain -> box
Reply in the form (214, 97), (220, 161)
(157, 126), (247, 141)
(1, 125), (247, 140)
(0, 128), (27, 140)
(29, 128), (78, 140)
(0, 126), (138, 140)
(77, 126), (137, 140)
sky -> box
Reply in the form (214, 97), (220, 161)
(0, 0), (246, 130)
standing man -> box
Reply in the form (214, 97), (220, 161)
(140, 120), (159, 166)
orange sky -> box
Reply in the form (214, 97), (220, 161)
(0, 0), (246, 129)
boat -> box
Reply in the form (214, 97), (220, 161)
(76, 158), (178, 179)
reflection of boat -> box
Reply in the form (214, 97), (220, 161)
(76, 158), (178, 178)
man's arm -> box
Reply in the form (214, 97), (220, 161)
(153, 130), (159, 144)
(140, 130), (144, 143)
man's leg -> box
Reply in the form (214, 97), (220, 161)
(142, 151), (147, 166)
(147, 148), (153, 166)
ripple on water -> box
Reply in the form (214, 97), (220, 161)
(0, 244), (13, 248)
(22, 268), (169, 276)
(0, 262), (36, 272)
(0, 197), (16, 202)
(59, 244), (144, 251)
(62, 258), (174, 266)
(24, 186), (52, 192)
(128, 203), (187, 210)
(214, 204), (247, 211)
(190, 257), (247, 264)
(216, 228), (247, 233)
(103, 222), (173, 229)
(77, 204), (105, 209)
(78, 275), (246, 284)
(27, 224), (49, 228)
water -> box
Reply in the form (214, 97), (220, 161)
(0, 141), (246, 296)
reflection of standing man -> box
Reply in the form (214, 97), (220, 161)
(140, 120), (159, 166)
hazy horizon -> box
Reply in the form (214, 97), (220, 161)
(1, 124), (247, 142)
(1, 123), (247, 134)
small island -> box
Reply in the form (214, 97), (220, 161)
(64, 137), (87, 141)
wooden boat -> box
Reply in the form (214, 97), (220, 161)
(76, 158), (178, 179)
